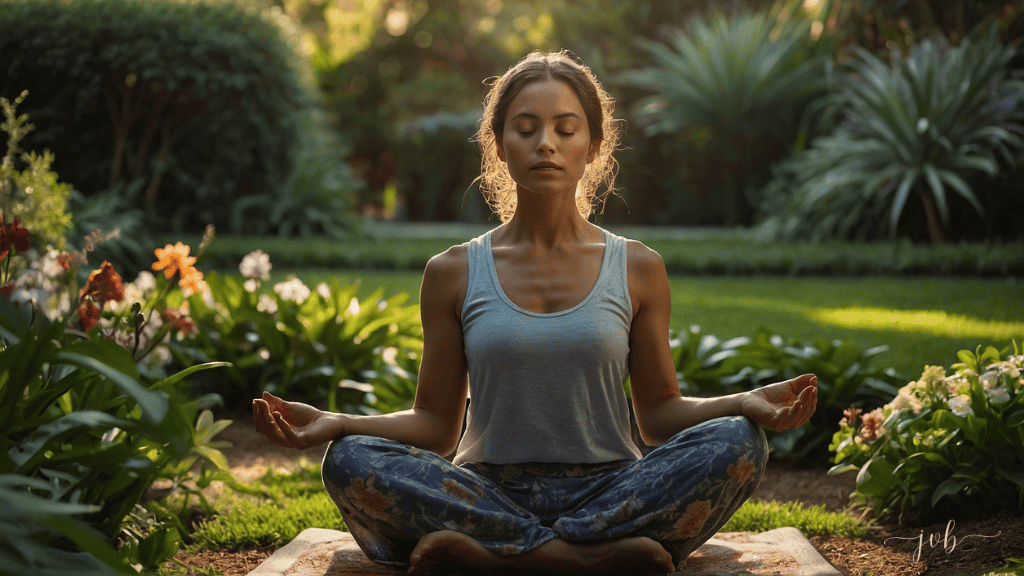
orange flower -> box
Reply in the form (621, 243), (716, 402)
(727, 455), (757, 486)
(178, 265), (207, 295)
(80, 261), (125, 306)
(152, 242), (197, 280)
(672, 499), (712, 539)
(78, 301), (101, 331)
(342, 476), (396, 522)
(442, 478), (478, 504)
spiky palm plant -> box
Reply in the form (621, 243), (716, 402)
(619, 9), (835, 226)
(759, 28), (1024, 242)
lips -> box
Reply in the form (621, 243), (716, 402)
(531, 161), (562, 170)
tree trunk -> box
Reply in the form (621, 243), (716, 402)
(914, 182), (947, 243)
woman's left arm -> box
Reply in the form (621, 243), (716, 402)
(625, 241), (817, 446)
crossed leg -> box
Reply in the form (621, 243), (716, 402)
(321, 417), (768, 574)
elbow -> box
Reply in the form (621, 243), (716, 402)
(637, 425), (670, 448)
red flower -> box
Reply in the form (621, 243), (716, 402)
(0, 282), (14, 300)
(161, 306), (197, 337)
(841, 405), (863, 427)
(78, 301), (101, 331)
(80, 261), (125, 306)
(8, 219), (29, 253)
(0, 220), (8, 261)
(0, 218), (30, 260)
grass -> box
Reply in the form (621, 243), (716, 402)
(181, 461), (345, 551)
(722, 500), (871, 537)
(269, 269), (1023, 378)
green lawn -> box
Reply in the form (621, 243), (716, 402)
(273, 269), (1023, 379)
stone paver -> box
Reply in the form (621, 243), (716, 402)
(247, 527), (840, 576)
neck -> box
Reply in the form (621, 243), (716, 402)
(503, 188), (594, 247)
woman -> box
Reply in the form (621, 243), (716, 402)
(253, 51), (817, 574)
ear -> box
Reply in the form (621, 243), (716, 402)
(587, 140), (602, 164)
(496, 133), (507, 162)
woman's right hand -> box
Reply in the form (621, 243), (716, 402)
(252, 391), (346, 449)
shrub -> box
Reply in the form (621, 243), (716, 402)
(758, 28), (1024, 243)
(671, 325), (903, 464)
(393, 110), (486, 222)
(1, 91), (73, 250)
(0, 0), (331, 235)
(830, 344), (1024, 525)
(172, 250), (423, 412)
(0, 225), (231, 572)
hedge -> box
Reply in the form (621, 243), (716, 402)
(0, 0), (319, 234)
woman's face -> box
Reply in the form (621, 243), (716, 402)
(497, 77), (599, 199)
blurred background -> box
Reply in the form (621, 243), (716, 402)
(3, 0), (1024, 253)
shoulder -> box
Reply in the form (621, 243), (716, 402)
(625, 239), (666, 279)
(624, 239), (669, 314)
(421, 243), (470, 316)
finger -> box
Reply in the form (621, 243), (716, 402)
(274, 411), (305, 449)
(787, 387), (816, 428)
(788, 373), (816, 393)
(253, 399), (270, 436)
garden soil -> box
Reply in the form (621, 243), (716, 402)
(164, 421), (1024, 576)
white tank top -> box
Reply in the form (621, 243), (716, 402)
(453, 228), (643, 465)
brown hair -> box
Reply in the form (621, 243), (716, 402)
(475, 51), (621, 222)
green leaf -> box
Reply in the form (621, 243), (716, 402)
(6, 411), (133, 472)
(151, 361), (231, 391)
(193, 445), (230, 471)
(1007, 409), (1024, 428)
(931, 476), (970, 507)
(856, 458), (898, 497)
(56, 349), (167, 425)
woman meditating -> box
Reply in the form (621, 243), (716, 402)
(252, 51), (817, 574)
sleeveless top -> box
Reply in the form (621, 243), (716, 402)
(452, 228), (644, 465)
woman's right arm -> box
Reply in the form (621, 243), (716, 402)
(253, 246), (470, 456)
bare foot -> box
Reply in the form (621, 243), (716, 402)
(407, 530), (675, 575)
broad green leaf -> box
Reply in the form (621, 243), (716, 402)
(931, 476), (971, 507)
(56, 350), (167, 424)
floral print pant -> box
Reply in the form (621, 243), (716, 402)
(321, 415), (767, 567)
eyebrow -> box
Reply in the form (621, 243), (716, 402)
(510, 112), (583, 121)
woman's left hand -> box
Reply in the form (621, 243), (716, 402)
(740, 374), (818, 432)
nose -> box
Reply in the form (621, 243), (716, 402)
(536, 127), (555, 154)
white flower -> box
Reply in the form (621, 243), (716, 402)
(244, 278), (259, 293)
(239, 250), (272, 280)
(134, 270), (157, 293)
(257, 294), (278, 314)
(39, 248), (64, 277)
(986, 386), (1011, 404)
(347, 297), (360, 316)
(273, 277), (310, 304)
(948, 394), (974, 417)
(316, 282), (331, 301)
(980, 371), (999, 389)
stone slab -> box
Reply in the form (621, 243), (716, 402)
(248, 527), (841, 576)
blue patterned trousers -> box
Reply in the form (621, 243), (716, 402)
(321, 415), (768, 567)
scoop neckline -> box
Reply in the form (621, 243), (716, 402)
(483, 228), (611, 317)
